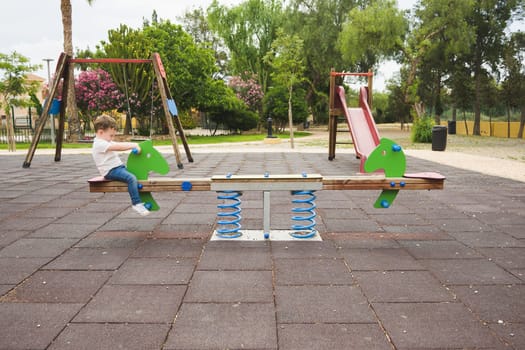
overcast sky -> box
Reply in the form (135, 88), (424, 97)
(1, 0), (242, 76)
(5, 0), (521, 92)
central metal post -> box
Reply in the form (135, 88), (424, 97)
(263, 191), (271, 238)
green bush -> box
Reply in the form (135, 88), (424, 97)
(179, 111), (197, 130)
(262, 85), (308, 130)
(411, 115), (435, 143)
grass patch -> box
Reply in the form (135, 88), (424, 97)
(171, 131), (310, 145)
(0, 132), (311, 150)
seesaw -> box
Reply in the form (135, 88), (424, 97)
(88, 138), (445, 240)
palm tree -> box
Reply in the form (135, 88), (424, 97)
(60, 0), (94, 142)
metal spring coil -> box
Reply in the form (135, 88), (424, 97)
(290, 190), (317, 238)
(216, 190), (242, 238)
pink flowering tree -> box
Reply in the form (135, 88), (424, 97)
(228, 72), (264, 116)
(75, 69), (124, 131)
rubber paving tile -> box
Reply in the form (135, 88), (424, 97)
(0, 151), (523, 349)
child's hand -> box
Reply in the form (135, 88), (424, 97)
(132, 146), (141, 154)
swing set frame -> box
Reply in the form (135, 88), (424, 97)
(22, 52), (193, 169)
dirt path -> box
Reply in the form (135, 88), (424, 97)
(295, 125), (525, 182)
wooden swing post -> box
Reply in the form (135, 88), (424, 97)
(22, 53), (192, 168)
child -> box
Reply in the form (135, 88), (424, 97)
(92, 114), (150, 216)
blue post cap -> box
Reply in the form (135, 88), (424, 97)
(181, 181), (193, 191)
(380, 200), (390, 208)
(137, 183), (143, 190)
(400, 181), (406, 187)
(392, 144), (402, 152)
(131, 148), (139, 154)
(390, 181), (396, 187)
(144, 202), (153, 210)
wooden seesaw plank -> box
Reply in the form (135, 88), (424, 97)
(211, 174), (323, 191)
(88, 173), (444, 193)
(88, 177), (211, 193)
(322, 175), (444, 190)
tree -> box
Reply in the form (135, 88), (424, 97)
(80, 17), (219, 133)
(0, 52), (41, 151)
(98, 24), (154, 134)
(75, 69), (124, 130)
(228, 73), (264, 115)
(284, 0), (357, 124)
(263, 84), (308, 131)
(448, 64), (475, 135)
(202, 79), (258, 134)
(500, 32), (525, 138)
(384, 72), (411, 128)
(264, 30), (307, 148)
(179, 7), (229, 76)
(208, 0), (283, 92)
(142, 19), (218, 112)
(401, 0), (472, 120)
(452, 0), (520, 135)
(371, 91), (389, 123)
(338, 0), (407, 71)
(61, 0), (94, 142)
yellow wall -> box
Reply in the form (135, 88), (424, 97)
(441, 121), (525, 139)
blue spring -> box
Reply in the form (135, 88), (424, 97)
(216, 190), (242, 238)
(290, 190), (317, 238)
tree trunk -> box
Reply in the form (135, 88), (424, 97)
(404, 55), (419, 105)
(463, 111), (469, 136)
(401, 28), (444, 130)
(61, 0), (80, 142)
(6, 109), (16, 152)
(434, 79), (442, 125)
(506, 104), (511, 138)
(288, 85), (294, 149)
(414, 102), (424, 119)
(518, 105), (525, 139)
(473, 67), (481, 136)
(124, 114), (132, 135)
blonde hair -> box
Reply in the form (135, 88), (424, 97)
(94, 114), (117, 131)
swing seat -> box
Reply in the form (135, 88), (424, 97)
(167, 99), (178, 117)
(50, 98), (61, 115)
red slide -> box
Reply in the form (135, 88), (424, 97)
(335, 86), (380, 172)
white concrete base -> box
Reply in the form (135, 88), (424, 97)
(211, 229), (322, 241)
(263, 137), (282, 144)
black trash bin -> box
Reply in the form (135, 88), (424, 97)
(432, 125), (447, 151)
(448, 120), (456, 135)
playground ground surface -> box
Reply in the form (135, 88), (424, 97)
(0, 125), (523, 349)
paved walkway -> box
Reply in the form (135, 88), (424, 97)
(0, 142), (524, 349)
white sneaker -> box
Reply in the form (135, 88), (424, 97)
(132, 203), (151, 216)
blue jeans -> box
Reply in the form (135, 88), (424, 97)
(105, 165), (141, 205)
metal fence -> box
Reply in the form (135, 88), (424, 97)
(0, 128), (56, 144)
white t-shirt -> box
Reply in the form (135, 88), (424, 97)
(92, 137), (123, 176)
